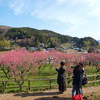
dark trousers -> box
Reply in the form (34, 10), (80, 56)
(58, 81), (66, 92)
(76, 87), (83, 95)
(72, 86), (82, 97)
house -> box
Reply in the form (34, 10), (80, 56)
(22, 47), (26, 50)
(94, 50), (100, 54)
(75, 47), (79, 50)
(0, 47), (10, 51)
(40, 43), (45, 47)
(47, 48), (55, 51)
(5, 47), (10, 50)
(30, 47), (36, 51)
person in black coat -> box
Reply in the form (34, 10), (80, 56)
(72, 62), (84, 97)
(55, 61), (66, 93)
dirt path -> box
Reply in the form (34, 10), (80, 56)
(0, 86), (100, 100)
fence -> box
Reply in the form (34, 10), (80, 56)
(0, 74), (100, 93)
(86, 74), (100, 87)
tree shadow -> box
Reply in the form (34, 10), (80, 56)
(34, 96), (72, 100)
(14, 91), (61, 97)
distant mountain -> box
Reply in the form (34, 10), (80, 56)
(98, 40), (100, 44)
(0, 25), (73, 47)
(77, 37), (99, 47)
(0, 25), (72, 40)
(0, 25), (99, 48)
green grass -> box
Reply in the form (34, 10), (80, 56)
(0, 51), (8, 54)
(85, 66), (100, 75)
(0, 64), (58, 93)
(0, 64), (100, 93)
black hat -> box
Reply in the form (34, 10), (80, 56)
(60, 61), (65, 66)
(79, 62), (83, 67)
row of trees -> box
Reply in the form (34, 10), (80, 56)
(0, 50), (50, 90)
(0, 50), (100, 90)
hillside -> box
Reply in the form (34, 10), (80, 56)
(0, 25), (12, 35)
(0, 25), (99, 48)
(0, 26), (73, 47)
(77, 37), (99, 47)
(5, 27), (72, 42)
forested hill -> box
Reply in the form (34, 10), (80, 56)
(0, 26), (12, 35)
(0, 26), (73, 47)
(5, 27), (72, 42)
(0, 25), (99, 48)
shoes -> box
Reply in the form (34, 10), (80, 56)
(59, 91), (64, 94)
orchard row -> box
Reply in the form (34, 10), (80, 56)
(0, 50), (100, 90)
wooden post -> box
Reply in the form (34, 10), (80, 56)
(2, 79), (5, 93)
(86, 83), (88, 87)
(67, 78), (69, 87)
(28, 80), (30, 91)
(99, 75), (100, 85)
(49, 79), (51, 89)
(94, 76), (96, 86)
(99, 78), (100, 85)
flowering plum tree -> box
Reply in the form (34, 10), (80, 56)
(0, 50), (51, 90)
(0, 50), (37, 90)
(31, 51), (51, 72)
(0, 49), (100, 91)
(86, 53), (100, 72)
(50, 51), (86, 75)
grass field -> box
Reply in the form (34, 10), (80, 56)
(0, 63), (100, 93)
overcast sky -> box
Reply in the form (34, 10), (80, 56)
(0, 0), (100, 40)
